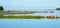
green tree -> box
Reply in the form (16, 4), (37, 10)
(0, 6), (4, 16)
(56, 8), (60, 10)
(0, 6), (4, 11)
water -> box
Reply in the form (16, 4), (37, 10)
(0, 10), (60, 28)
(0, 18), (60, 28)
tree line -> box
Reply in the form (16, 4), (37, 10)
(0, 6), (60, 11)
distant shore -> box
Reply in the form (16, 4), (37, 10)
(0, 10), (60, 19)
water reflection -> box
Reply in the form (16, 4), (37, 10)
(0, 18), (60, 28)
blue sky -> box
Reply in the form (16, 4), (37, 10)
(0, 0), (60, 11)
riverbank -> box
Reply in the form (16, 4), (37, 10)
(0, 16), (44, 19)
(0, 16), (60, 19)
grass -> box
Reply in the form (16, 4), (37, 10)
(0, 15), (60, 19)
(0, 16), (45, 19)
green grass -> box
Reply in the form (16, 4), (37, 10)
(0, 14), (58, 19)
(0, 16), (45, 19)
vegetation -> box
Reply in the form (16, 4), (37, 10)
(0, 16), (44, 19)
(0, 6), (4, 11)
(0, 6), (59, 19)
(56, 8), (60, 10)
(0, 16), (60, 19)
(0, 6), (4, 15)
(46, 16), (59, 19)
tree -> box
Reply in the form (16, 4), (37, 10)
(0, 6), (4, 16)
(56, 8), (60, 10)
(0, 6), (4, 11)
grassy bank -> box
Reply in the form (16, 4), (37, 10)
(0, 16), (60, 19)
(0, 16), (45, 19)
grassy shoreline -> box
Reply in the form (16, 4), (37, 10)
(0, 16), (44, 19)
(0, 16), (60, 19)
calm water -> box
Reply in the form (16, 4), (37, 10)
(0, 18), (60, 28)
(1, 10), (60, 28)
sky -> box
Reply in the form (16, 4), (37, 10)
(0, 0), (60, 11)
